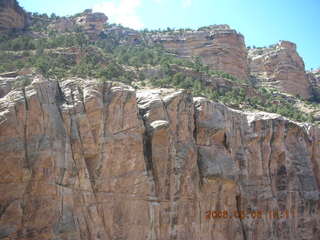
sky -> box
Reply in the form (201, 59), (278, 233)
(20, 0), (320, 70)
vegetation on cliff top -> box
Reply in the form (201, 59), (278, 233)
(0, 12), (318, 123)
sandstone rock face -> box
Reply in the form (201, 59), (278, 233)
(194, 99), (320, 240)
(249, 41), (311, 99)
(0, 79), (148, 240)
(47, 9), (108, 39)
(75, 9), (108, 39)
(0, 0), (29, 32)
(0, 80), (319, 239)
(151, 25), (249, 80)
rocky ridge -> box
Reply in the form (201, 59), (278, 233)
(1, 3), (316, 101)
(248, 41), (311, 99)
(97, 26), (319, 102)
(0, 78), (319, 239)
(151, 25), (249, 80)
(145, 26), (313, 101)
(47, 9), (108, 39)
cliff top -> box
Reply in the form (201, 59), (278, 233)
(197, 24), (231, 31)
(0, 4), (319, 124)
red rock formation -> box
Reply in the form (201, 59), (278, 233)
(0, 0), (29, 31)
(151, 25), (249, 80)
(0, 79), (319, 239)
(74, 9), (108, 39)
(249, 41), (311, 99)
(47, 9), (108, 38)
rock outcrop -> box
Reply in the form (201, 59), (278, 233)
(47, 9), (108, 39)
(74, 9), (108, 39)
(0, 79), (319, 239)
(0, 0), (29, 32)
(248, 41), (311, 99)
(103, 25), (142, 45)
(308, 69), (320, 88)
(151, 25), (249, 80)
(47, 17), (74, 33)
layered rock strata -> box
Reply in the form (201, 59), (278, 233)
(74, 9), (108, 39)
(151, 25), (249, 80)
(48, 9), (108, 39)
(248, 41), (311, 99)
(0, 0), (29, 32)
(0, 79), (319, 239)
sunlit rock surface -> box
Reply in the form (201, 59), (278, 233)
(151, 25), (249, 80)
(0, 79), (319, 239)
(249, 41), (311, 99)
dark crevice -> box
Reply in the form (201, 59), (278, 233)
(23, 118), (29, 168)
(137, 97), (163, 239)
(55, 84), (66, 124)
(193, 103), (204, 188)
(77, 86), (86, 112)
(55, 81), (66, 104)
(143, 130), (153, 173)
(141, 120), (161, 197)
(137, 97), (155, 177)
(22, 88), (29, 110)
(236, 195), (248, 240)
(268, 121), (276, 199)
(223, 132), (230, 151)
(22, 88), (29, 168)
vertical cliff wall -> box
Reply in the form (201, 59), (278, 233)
(0, 79), (319, 239)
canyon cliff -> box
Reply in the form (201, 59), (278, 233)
(0, 2), (320, 239)
(150, 27), (313, 100)
(0, 78), (319, 240)
(0, 0), (28, 32)
(248, 41), (311, 99)
(151, 25), (249, 80)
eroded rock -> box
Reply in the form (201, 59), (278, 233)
(74, 9), (108, 39)
(0, 80), (319, 239)
(249, 41), (311, 99)
(151, 25), (249, 80)
(0, 0), (29, 32)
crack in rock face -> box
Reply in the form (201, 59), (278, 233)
(0, 79), (319, 239)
